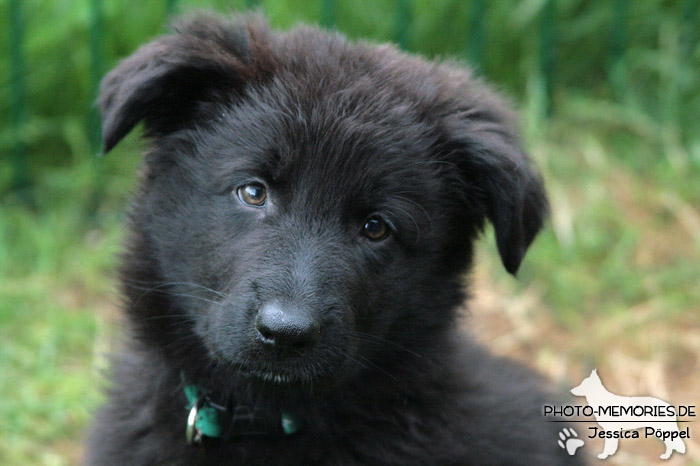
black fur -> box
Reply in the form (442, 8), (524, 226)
(86, 14), (579, 465)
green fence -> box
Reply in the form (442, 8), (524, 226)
(9, 0), (30, 204)
(5, 0), (699, 205)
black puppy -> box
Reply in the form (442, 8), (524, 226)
(87, 14), (580, 465)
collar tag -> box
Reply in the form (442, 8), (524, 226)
(184, 384), (224, 444)
(281, 411), (301, 435)
(182, 375), (303, 444)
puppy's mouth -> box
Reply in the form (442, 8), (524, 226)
(203, 325), (359, 389)
(203, 341), (343, 387)
(238, 366), (305, 385)
(234, 360), (344, 388)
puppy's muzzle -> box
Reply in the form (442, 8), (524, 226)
(255, 302), (321, 352)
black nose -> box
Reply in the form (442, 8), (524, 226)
(255, 303), (320, 350)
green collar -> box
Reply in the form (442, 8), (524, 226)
(183, 377), (302, 445)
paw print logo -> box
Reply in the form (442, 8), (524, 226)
(558, 427), (584, 456)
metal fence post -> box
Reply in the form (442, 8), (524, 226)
(9, 0), (32, 204)
(609, 0), (628, 99)
(166, 0), (180, 18)
(680, 0), (698, 58)
(321, 0), (336, 29)
(89, 0), (104, 155)
(88, 0), (105, 215)
(539, 0), (556, 117)
(467, 0), (486, 70)
(394, 0), (413, 50)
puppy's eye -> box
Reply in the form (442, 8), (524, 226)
(361, 217), (390, 241)
(236, 183), (267, 207)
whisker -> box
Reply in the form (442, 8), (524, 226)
(393, 194), (435, 234)
(123, 279), (227, 298)
(124, 282), (226, 308)
(348, 331), (425, 360)
(348, 353), (401, 383)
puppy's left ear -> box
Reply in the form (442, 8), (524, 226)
(442, 103), (548, 276)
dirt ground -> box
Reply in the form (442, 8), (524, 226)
(466, 260), (700, 465)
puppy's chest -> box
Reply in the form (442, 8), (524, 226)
(187, 407), (441, 466)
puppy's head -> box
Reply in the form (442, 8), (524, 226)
(102, 15), (547, 387)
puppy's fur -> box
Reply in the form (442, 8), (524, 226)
(87, 14), (578, 465)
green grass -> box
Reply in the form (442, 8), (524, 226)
(0, 290), (98, 464)
(0, 139), (140, 465)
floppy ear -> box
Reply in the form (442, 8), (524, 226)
(443, 105), (548, 276)
(99, 15), (272, 152)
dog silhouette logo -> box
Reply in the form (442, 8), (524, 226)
(571, 369), (687, 460)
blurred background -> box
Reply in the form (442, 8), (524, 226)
(1, 0), (698, 464)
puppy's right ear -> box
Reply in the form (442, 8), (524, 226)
(99, 15), (272, 153)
